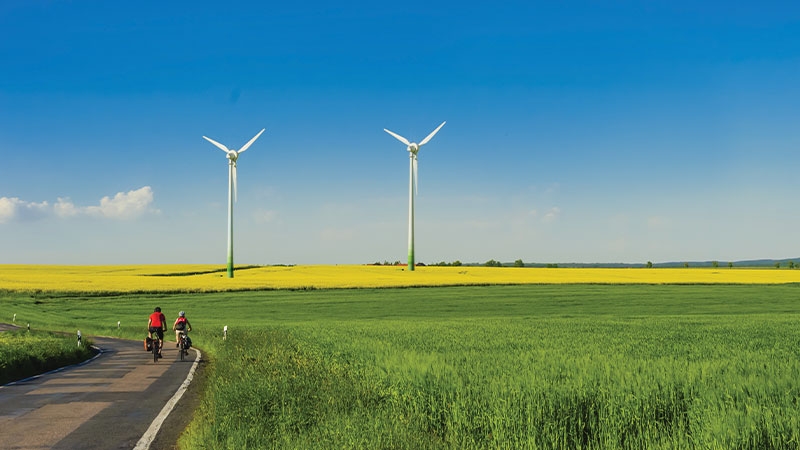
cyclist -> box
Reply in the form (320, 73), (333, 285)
(148, 306), (167, 358)
(172, 311), (192, 348)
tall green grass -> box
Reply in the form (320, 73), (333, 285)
(184, 317), (800, 449)
(0, 329), (95, 385)
(3, 285), (800, 448)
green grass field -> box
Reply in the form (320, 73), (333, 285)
(4, 284), (800, 449)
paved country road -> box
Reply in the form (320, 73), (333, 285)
(0, 335), (203, 450)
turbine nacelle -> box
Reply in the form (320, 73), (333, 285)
(384, 121), (446, 157)
(203, 128), (266, 204)
(203, 128), (265, 158)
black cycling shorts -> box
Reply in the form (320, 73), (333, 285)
(149, 326), (164, 340)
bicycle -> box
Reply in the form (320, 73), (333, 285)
(178, 332), (188, 361)
(152, 335), (161, 363)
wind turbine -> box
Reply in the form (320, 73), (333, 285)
(384, 121), (446, 271)
(202, 128), (265, 278)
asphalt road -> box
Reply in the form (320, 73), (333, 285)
(0, 335), (200, 450)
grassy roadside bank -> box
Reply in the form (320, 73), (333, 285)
(0, 328), (96, 385)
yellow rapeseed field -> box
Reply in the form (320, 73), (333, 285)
(1, 264), (800, 293)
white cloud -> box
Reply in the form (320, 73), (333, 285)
(0, 186), (156, 223)
(0, 197), (50, 223)
(54, 198), (80, 218)
(0, 198), (13, 223)
(84, 186), (155, 219)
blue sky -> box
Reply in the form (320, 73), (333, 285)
(1, 1), (799, 265)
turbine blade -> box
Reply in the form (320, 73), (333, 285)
(233, 164), (238, 202)
(384, 128), (411, 146)
(419, 121), (446, 146)
(203, 136), (229, 153)
(413, 156), (418, 195)
(238, 128), (265, 153)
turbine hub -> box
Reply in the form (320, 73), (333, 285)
(408, 143), (419, 154)
(227, 151), (238, 162)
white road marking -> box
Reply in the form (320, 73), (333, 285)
(133, 348), (202, 450)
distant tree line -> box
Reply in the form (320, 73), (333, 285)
(371, 258), (800, 268)
(370, 259), (533, 267)
(483, 259), (528, 267)
(644, 260), (799, 269)
(432, 261), (463, 267)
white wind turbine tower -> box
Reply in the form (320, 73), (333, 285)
(384, 121), (446, 271)
(202, 128), (265, 278)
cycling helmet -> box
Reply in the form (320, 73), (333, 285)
(179, 311), (185, 317)
(154, 306), (161, 312)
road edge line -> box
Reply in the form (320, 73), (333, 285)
(133, 348), (202, 450)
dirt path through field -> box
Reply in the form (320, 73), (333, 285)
(0, 335), (201, 450)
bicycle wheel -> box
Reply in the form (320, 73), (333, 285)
(153, 338), (159, 363)
(179, 336), (185, 361)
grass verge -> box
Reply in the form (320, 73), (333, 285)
(0, 329), (96, 385)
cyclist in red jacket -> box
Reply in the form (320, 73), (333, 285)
(148, 307), (167, 358)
